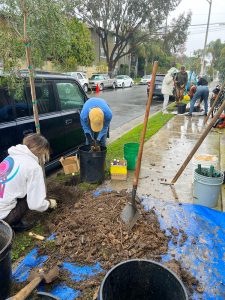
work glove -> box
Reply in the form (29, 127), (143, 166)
(48, 199), (57, 209)
(85, 133), (94, 145)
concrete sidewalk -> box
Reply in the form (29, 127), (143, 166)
(103, 114), (224, 211)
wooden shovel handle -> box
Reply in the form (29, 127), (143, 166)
(12, 276), (43, 300)
(133, 61), (159, 188)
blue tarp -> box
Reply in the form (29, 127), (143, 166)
(12, 192), (225, 299)
(141, 196), (225, 300)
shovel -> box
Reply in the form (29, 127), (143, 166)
(11, 266), (59, 300)
(121, 61), (159, 229)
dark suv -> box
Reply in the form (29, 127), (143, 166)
(147, 74), (165, 98)
(0, 71), (87, 171)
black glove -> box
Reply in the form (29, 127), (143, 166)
(86, 133), (94, 145)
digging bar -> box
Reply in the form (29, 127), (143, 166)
(121, 61), (159, 229)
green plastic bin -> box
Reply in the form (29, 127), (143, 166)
(124, 143), (139, 170)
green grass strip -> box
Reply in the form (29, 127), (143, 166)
(107, 111), (174, 164)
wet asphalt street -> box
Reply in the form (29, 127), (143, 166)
(88, 85), (164, 130)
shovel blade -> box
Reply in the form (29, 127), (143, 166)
(121, 203), (140, 230)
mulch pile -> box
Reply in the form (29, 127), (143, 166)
(44, 190), (169, 269)
(12, 178), (202, 299)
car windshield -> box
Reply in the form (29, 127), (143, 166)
(116, 75), (125, 79)
(90, 75), (104, 80)
(143, 75), (151, 79)
(155, 75), (165, 82)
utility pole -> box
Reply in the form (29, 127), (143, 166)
(200, 0), (212, 75)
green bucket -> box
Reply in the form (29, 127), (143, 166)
(124, 143), (140, 170)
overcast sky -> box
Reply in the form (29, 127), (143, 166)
(169, 0), (225, 54)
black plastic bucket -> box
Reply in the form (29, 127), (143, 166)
(177, 103), (187, 114)
(79, 145), (107, 183)
(98, 259), (188, 300)
(0, 220), (13, 300)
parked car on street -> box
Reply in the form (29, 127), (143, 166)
(65, 71), (89, 93)
(147, 74), (165, 98)
(0, 71), (87, 171)
(116, 75), (134, 88)
(140, 75), (152, 85)
(89, 74), (116, 91)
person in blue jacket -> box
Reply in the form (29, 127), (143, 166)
(80, 98), (112, 147)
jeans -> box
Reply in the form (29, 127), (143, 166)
(190, 86), (209, 114)
(163, 95), (170, 111)
(3, 197), (28, 225)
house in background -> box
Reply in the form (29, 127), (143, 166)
(78, 26), (131, 77)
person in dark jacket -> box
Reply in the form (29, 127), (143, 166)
(175, 66), (188, 103)
(80, 98), (112, 147)
(187, 77), (209, 116)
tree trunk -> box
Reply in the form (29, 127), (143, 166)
(144, 57), (148, 76)
(108, 61), (116, 77)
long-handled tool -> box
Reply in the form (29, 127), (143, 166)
(162, 91), (225, 186)
(204, 81), (225, 124)
(12, 266), (59, 300)
(121, 61), (159, 229)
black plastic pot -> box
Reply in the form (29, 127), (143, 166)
(0, 220), (13, 300)
(79, 145), (107, 184)
(98, 259), (188, 300)
(177, 103), (187, 114)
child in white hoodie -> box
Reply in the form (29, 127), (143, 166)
(0, 133), (57, 232)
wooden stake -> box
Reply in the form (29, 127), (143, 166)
(170, 97), (225, 184)
(22, 2), (40, 134)
(204, 80), (225, 124)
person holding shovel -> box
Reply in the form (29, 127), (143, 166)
(80, 97), (112, 147)
(175, 66), (188, 103)
(0, 133), (57, 232)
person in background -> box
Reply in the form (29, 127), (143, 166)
(80, 98), (112, 147)
(175, 66), (188, 103)
(0, 134), (57, 232)
(161, 67), (177, 114)
(187, 76), (209, 116)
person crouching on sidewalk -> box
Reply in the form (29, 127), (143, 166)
(187, 77), (209, 117)
(0, 134), (57, 232)
(161, 67), (177, 114)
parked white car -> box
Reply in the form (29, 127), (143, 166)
(116, 75), (134, 88)
(140, 75), (152, 85)
(66, 72), (89, 93)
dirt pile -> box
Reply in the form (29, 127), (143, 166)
(28, 181), (200, 299)
(41, 190), (170, 269)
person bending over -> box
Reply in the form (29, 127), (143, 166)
(80, 97), (112, 147)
